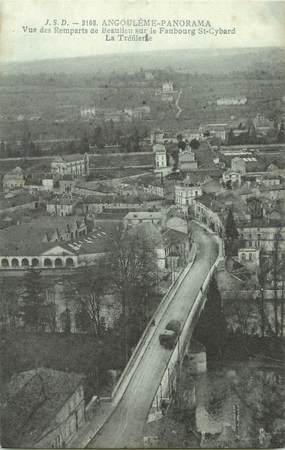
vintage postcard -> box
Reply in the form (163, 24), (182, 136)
(0, 0), (284, 448)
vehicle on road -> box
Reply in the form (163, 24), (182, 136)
(159, 320), (181, 349)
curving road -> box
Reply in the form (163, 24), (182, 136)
(88, 223), (219, 448)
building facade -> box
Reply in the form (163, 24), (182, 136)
(51, 153), (89, 179)
(238, 222), (285, 253)
(179, 146), (198, 171)
(217, 96), (247, 106)
(3, 167), (25, 192)
(175, 182), (202, 206)
(2, 368), (85, 449)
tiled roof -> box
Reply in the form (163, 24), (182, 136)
(2, 368), (84, 447)
(162, 228), (187, 247)
(0, 216), (85, 255)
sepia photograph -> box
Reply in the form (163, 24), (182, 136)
(0, 0), (284, 448)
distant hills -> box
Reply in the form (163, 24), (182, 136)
(3, 47), (285, 76)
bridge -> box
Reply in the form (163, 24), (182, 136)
(85, 222), (224, 448)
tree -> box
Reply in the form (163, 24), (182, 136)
(258, 250), (274, 337)
(189, 138), (200, 150)
(107, 224), (157, 363)
(271, 228), (284, 337)
(277, 121), (285, 143)
(230, 367), (285, 447)
(63, 263), (108, 337)
(225, 209), (239, 255)
(0, 278), (20, 330)
(20, 269), (46, 331)
(225, 209), (239, 241)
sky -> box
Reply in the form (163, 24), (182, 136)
(1, 0), (285, 63)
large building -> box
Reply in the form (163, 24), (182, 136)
(46, 193), (77, 216)
(231, 157), (246, 175)
(2, 368), (85, 448)
(199, 124), (228, 141)
(179, 145), (198, 171)
(51, 153), (89, 179)
(3, 167), (25, 192)
(238, 219), (285, 253)
(0, 225), (113, 270)
(124, 211), (163, 228)
(175, 178), (202, 207)
(0, 216), (92, 270)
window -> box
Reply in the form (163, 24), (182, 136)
(44, 258), (52, 267)
(1, 258), (9, 267)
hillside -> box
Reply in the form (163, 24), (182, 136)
(3, 47), (285, 76)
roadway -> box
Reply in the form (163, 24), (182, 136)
(88, 223), (219, 448)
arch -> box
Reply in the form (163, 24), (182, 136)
(1, 258), (9, 267)
(11, 258), (19, 267)
(66, 257), (74, 267)
(21, 258), (29, 267)
(44, 258), (52, 267)
(32, 258), (39, 267)
(54, 258), (63, 267)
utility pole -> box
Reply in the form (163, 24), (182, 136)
(281, 280), (284, 338)
(260, 287), (265, 338)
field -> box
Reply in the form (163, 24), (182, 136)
(1, 60), (285, 143)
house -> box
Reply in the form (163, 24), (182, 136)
(231, 157), (246, 175)
(191, 193), (224, 234)
(150, 130), (178, 145)
(46, 193), (78, 216)
(42, 178), (54, 191)
(3, 167), (25, 192)
(80, 106), (96, 119)
(217, 96), (247, 106)
(153, 144), (167, 168)
(175, 177), (202, 207)
(124, 211), (163, 228)
(153, 144), (172, 177)
(51, 153), (89, 179)
(238, 219), (285, 253)
(238, 247), (260, 265)
(199, 124), (227, 141)
(162, 81), (174, 93)
(124, 105), (151, 119)
(1, 368), (85, 448)
(156, 81), (177, 102)
(179, 145), (198, 171)
(77, 195), (143, 215)
(222, 169), (242, 187)
(257, 175), (281, 187)
(162, 227), (191, 269)
(253, 114), (274, 136)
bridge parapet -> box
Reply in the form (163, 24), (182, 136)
(147, 232), (223, 423)
(111, 243), (197, 405)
